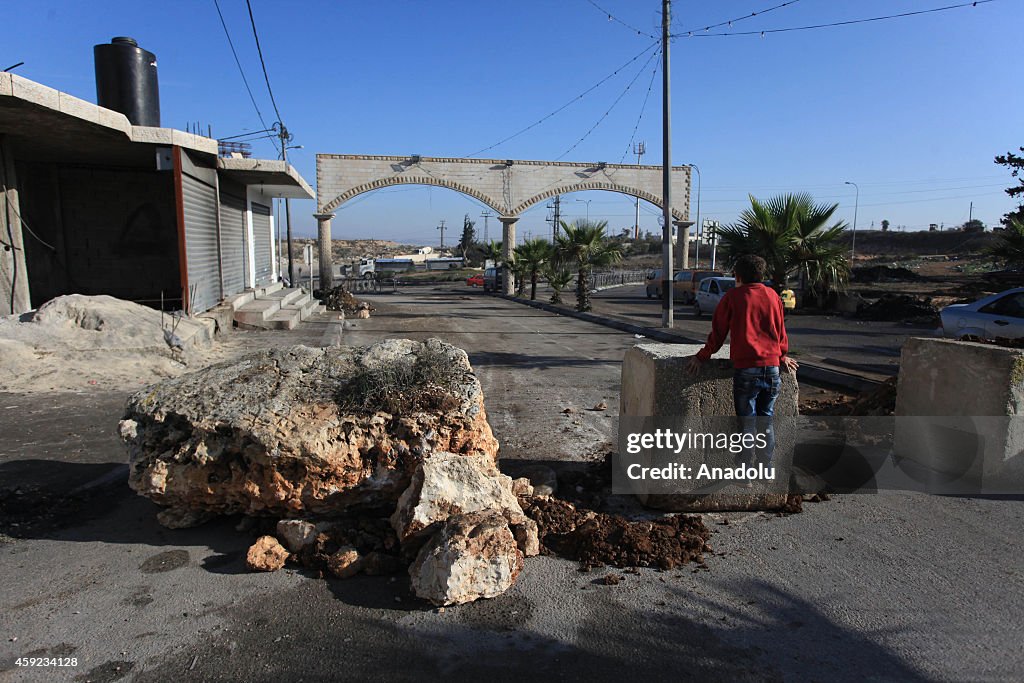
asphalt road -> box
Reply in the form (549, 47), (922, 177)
(1, 288), (1021, 682)
(587, 284), (937, 376)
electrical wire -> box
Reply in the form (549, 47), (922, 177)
(673, 0), (801, 36)
(584, 0), (657, 39)
(618, 56), (659, 164)
(212, 0), (279, 155)
(463, 41), (659, 158)
(556, 46), (661, 161)
(675, 0), (998, 38)
(244, 0), (285, 127)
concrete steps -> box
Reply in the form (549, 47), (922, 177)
(233, 286), (323, 330)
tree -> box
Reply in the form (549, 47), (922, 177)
(553, 220), (622, 312)
(543, 263), (574, 305)
(481, 240), (503, 266)
(716, 193), (849, 307)
(987, 218), (1024, 267)
(881, 219), (890, 232)
(995, 147), (1024, 227)
(513, 238), (552, 300)
(458, 214), (476, 257)
(963, 218), (985, 232)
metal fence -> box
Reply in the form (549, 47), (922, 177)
(589, 270), (648, 290)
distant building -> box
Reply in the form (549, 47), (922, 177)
(0, 40), (312, 316)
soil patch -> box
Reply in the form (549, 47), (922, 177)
(800, 378), (897, 416)
(522, 497), (711, 571)
(855, 294), (939, 324)
(853, 265), (922, 282)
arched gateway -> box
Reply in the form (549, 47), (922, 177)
(315, 154), (691, 294)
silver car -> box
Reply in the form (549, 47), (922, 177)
(940, 287), (1024, 338)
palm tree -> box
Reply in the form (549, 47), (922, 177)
(554, 219), (623, 312)
(987, 218), (1024, 268)
(717, 193), (849, 306)
(543, 264), (574, 305)
(481, 240), (503, 266)
(513, 238), (552, 300)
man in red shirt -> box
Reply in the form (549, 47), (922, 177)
(686, 254), (798, 463)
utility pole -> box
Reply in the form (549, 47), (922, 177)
(480, 210), (492, 242)
(437, 219), (446, 249)
(633, 142), (645, 240)
(278, 123), (295, 285)
(545, 195), (562, 242)
(969, 201), (973, 225)
(660, 0), (673, 328)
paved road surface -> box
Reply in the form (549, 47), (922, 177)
(1, 288), (1020, 682)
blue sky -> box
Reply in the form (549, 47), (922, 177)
(7, 0), (1022, 245)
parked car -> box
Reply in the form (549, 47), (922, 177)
(940, 287), (1024, 338)
(645, 269), (661, 298)
(672, 270), (724, 304)
(466, 273), (484, 287)
(483, 267), (504, 293)
(694, 276), (736, 316)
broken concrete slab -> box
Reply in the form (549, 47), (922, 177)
(121, 339), (498, 520)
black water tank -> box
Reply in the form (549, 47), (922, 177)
(94, 37), (160, 127)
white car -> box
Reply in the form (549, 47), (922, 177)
(694, 276), (736, 317)
(940, 287), (1024, 338)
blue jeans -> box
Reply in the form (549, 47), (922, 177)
(733, 366), (781, 464)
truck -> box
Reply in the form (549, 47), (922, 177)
(341, 258), (377, 278)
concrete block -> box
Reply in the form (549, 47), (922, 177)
(0, 72), (12, 97)
(58, 91), (100, 124)
(97, 106), (132, 136)
(620, 343), (799, 512)
(130, 126), (174, 145)
(11, 74), (59, 110)
(895, 337), (1024, 488)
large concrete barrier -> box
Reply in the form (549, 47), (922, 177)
(895, 337), (1024, 491)
(620, 343), (799, 511)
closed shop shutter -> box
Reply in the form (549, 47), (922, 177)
(181, 173), (220, 314)
(220, 193), (247, 296)
(252, 202), (273, 286)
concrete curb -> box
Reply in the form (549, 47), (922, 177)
(498, 293), (887, 392)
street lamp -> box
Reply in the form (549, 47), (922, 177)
(845, 181), (859, 262)
(576, 198), (592, 221)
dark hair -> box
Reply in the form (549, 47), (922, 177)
(733, 254), (767, 283)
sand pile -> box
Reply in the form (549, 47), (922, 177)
(0, 294), (214, 392)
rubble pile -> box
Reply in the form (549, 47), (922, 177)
(855, 294), (939, 324)
(121, 339), (539, 605)
(852, 265), (921, 282)
(799, 377), (897, 417)
(317, 285), (374, 318)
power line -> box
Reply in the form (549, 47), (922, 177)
(464, 41), (659, 157)
(555, 45), (661, 161)
(674, 0), (998, 38)
(618, 56), (659, 164)
(583, 0), (657, 39)
(244, 0), (284, 125)
(211, 0), (278, 154)
(674, 0), (801, 36)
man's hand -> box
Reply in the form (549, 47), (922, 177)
(782, 356), (799, 374)
(685, 355), (704, 376)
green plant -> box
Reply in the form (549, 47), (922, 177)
(987, 218), (1024, 268)
(339, 348), (464, 415)
(543, 264), (573, 305)
(513, 238), (553, 300)
(554, 220), (623, 312)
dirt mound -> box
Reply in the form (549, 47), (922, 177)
(855, 294), (939, 323)
(0, 294), (215, 392)
(316, 285), (375, 314)
(522, 497), (711, 570)
(800, 377), (897, 416)
(852, 265), (921, 282)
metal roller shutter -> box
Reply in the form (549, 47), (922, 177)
(220, 193), (247, 296)
(181, 173), (221, 314)
(252, 202), (273, 286)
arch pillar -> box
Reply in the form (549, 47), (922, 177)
(499, 216), (519, 295)
(314, 212), (335, 290)
(674, 220), (694, 271)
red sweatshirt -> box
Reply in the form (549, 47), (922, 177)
(695, 283), (789, 368)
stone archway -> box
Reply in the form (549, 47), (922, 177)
(315, 154), (691, 292)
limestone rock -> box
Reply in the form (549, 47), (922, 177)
(511, 477), (534, 497)
(246, 535), (289, 572)
(326, 546), (363, 579)
(505, 513), (540, 557)
(390, 451), (522, 543)
(276, 519), (319, 552)
(410, 510), (524, 606)
(121, 339), (497, 519)
(519, 465), (558, 497)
